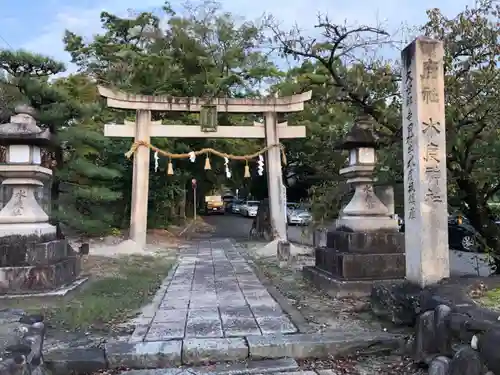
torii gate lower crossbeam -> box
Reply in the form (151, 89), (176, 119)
(98, 87), (311, 248)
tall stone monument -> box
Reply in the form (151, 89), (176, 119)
(0, 105), (82, 294)
(401, 36), (449, 287)
(303, 114), (405, 297)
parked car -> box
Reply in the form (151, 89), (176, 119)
(447, 215), (488, 252)
(231, 200), (244, 214)
(400, 215), (494, 276)
(204, 195), (224, 214)
(287, 207), (312, 226)
(400, 215), (485, 252)
(240, 201), (260, 217)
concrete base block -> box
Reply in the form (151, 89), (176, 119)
(335, 216), (399, 232)
(44, 347), (107, 375)
(0, 277), (88, 302)
(105, 340), (182, 369)
(182, 338), (248, 364)
(247, 332), (404, 360)
(303, 266), (402, 298)
(255, 239), (312, 260)
(119, 358), (299, 375)
(313, 229), (405, 284)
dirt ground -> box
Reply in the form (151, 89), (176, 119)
(241, 242), (394, 334)
(241, 242), (422, 375)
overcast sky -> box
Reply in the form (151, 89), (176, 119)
(1, 0), (477, 71)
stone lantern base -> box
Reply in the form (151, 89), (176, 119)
(303, 229), (405, 298)
(335, 216), (399, 232)
(0, 172), (83, 294)
(0, 232), (82, 294)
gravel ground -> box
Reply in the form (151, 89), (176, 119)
(241, 242), (420, 375)
(299, 355), (425, 375)
(241, 242), (395, 334)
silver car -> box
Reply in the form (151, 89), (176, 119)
(241, 201), (259, 217)
(287, 208), (312, 225)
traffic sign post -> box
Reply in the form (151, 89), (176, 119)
(192, 179), (197, 220)
(282, 182), (287, 233)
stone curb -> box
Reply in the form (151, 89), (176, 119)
(182, 338), (248, 365)
(44, 347), (107, 375)
(246, 332), (405, 360)
(106, 340), (183, 369)
(45, 331), (404, 372)
(120, 358), (299, 375)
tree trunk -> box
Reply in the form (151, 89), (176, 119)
(251, 198), (273, 240)
(458, 177), (500, 273)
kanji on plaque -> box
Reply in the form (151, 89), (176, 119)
(424, 142), (440, 164)
(422, 118), (441, 138)
(421, 86), (439, 104)
(421, 58), (439, 80)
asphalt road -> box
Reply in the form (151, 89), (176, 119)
(202, 212), (314, 245)
(201, 214), (496, 277)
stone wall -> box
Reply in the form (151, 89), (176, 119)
(371, 279), (500, 375)
(0, 309), (47, 375)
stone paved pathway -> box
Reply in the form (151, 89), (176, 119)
(133, 239), (297, 342)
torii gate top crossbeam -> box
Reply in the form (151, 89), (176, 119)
(97, 86), (312, 113)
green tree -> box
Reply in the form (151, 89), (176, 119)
(272, 61), (355, 219)
(52, 74), (124, 234)
(0, 51), (122, 235)
(270, 0), (500, 265)
(63, 1), (284, 223)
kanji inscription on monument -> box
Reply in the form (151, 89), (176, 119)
(401, 36), (450, 287)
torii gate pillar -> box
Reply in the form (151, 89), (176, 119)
(265, 112), (287, 240)
(130, 110), (151, 246)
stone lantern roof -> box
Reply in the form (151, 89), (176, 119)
(0, 104), (52, 146)
(336, 113), (379, 150)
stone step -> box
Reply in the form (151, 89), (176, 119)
(102, 332), (404, 368)
(119, 358), (299, 375)
(44, 331), (404, 373)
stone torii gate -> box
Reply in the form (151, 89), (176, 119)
(98, 86), (312, 248)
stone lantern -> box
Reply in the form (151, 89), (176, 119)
(0, 105), (83, 295)
(303, 114), (405, 298)
(335, 114), (398, 232)
(0, 105), (53, 235)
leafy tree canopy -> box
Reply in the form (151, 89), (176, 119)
(2, 0), (500, 266)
